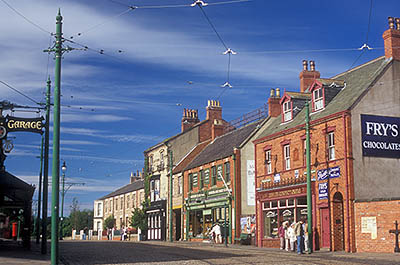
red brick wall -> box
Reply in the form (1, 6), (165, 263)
(254, 114), (356, 252)
(354, 200), (400, 253)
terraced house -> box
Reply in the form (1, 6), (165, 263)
(253, 17), (400, 253)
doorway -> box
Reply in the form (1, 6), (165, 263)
(332, 192), (344, 251)
(174, 209), (181, 240)
(320, 207), (330, 248)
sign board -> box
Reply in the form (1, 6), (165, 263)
(274, 173), (281, 183)
(294, 169), (299, 179)
(247, 160), (255, 206)
(317, 166), (340, 181)
(318, 182), (328, 200)
(361, 114), (400, 158)
(6, 115), (44, 134)
(361, 216), (377, 239)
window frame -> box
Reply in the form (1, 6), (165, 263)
(328, 131), (335, 160)
(313, 87), (324, 111)
(211, 166), (217, 186)
(224, 162), (230, 182)
(283, 100), (292, 122)
(265, 149), (272, 174)
(284, 144), (290, 170)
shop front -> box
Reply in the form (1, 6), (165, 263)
(185, 188), (232, 243)
(256, 182), (316, 248)
(146, 199), (166, 241)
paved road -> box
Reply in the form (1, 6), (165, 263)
(59, 240), (400, 265)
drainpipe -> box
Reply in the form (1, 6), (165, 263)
(343, 112), (351, 252)
(232, 151), (237, 244)
(254, 142), (258, 247)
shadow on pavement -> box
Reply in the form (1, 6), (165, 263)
(0, 240), (50, 262)
(60, 241), (247, 264)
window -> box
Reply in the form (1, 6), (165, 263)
(313, 88), (324, 111)
(160, 152), (164, 168)
(284, 145), (290, 170)
(224, 162), (230, 182)
(178, 176), (182, 194)
(303, 139), (307, 166)
(189, 173), (193, 191)
(265, 150), (272, 174)
(328, 132), (335, 160)
(127, 195), (130, 208)
(120, 198), (123, 209)
(105, 201), (108, 213)
(149, 155), (153, 168)
(193, 173), (198, 187)
(217, 165), (223, 181)
(199, 170), (204, 189)
(150, 179), (160, 201)
(204, 169), (210, 185)
(211, 166), (217, 186)
(116, 199), (118, 210)
(283, 101), (292, 122)
(97, 203), (102, 216)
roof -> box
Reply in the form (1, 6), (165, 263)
(172, 140), (211, 174)
(99, 179), (144, 200)
(0, 170), (35, 203)
(185, 120), (263, 170)
(257, 56), (391, 141)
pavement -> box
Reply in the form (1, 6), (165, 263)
(1, 239), (400, 265)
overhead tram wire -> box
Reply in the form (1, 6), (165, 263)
(0, 0), (52, 35)
(106, 0), (250, 9)
(68, 7), (135, 39)
(0, 81), (41, 105)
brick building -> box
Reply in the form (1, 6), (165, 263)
(253, 17), (400, 253)
(94, 172), (145, 233)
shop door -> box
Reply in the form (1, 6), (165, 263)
(320, 208), (330, 248)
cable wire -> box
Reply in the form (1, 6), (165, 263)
(365, 0), (373, 45)
(0, 81), (40, 105)
(69, 7), (134, 39)
(198, 5), (228, 49)
(0, 0), (52, 35)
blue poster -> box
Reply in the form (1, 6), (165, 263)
(318, 182), (328, 200)
(317, 166), (340, 181)
(361, 114), (400, 158)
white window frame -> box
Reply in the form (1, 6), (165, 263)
(178, 175), (182, 194)
(284, 145), (290, 170)
(328, 132), (335, 160)
(313, 88), (324, 111)
(283, 101), (292, 122)
(265, 150), (272, 174)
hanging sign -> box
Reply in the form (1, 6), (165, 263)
(5, 115), (44, 134)
(361, 114), (400, 158)
(318, 182), (328, 200)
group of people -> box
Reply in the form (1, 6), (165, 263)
(278, 219), (308, 254)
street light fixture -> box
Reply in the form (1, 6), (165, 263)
(60, 161), (67, 240)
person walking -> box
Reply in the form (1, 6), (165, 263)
(278, 222), (285, 250)
(303, 220), (309, 252)
(284, 221), (290, 251)
(211, 222), (222, 244)
(288, 222), (296, 252)
(294, 220), (304, 254)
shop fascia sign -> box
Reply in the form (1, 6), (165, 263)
(0, 115), (44, 138)
(361, 114), (400, 158)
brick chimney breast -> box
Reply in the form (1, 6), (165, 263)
(299, 60), (320, 92)
(206, 100), (222, 121)
(181, 108), (200, 132)
(268, 88), (281, 117)
(383, 17), (400, 60)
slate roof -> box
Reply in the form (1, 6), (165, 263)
(257, 56), (391, 140)
(185, 120), (264, 170)
(98, 179), (144, 200)
(286, 92), (311, 100)
(173, 140), (211, 174)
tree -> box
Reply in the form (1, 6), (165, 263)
(103, 215), (115, 230)
(130, 204), (147, 231)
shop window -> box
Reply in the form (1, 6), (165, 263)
(265, 149), (272, 174)
(284, 145), (290, 170)
(288, 199), (294, 207)
(263, 202), (270, 209)
(296, 197), (307, 207)
(313, 87), (324, 111)
(211, 166), (216, 186)
(279, 200), (286, 207)
(224, 162), (230, 182)
(271, 201), (278, 208)
(296, 207), (308, 221)
(328, 132), (335, 160)
(263, 210), (278, 238)
(279, 208), (293, 224)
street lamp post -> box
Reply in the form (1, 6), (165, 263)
(60, 161), (67, 240)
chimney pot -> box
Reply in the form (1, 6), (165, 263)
(270, 88), (275, 97)
(310, 61), (315, 71)
(389, 17), (395, 29)
(396, 18), (400, 30)
(302, 60), (308, 71)
(276, 88), (280, 97)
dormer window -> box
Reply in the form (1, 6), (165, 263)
(283, 101), (292, 122)
(313, 87), (324, 111)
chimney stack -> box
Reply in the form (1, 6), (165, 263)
(383, 17), (400, 60)
(299, 60), (320, 92)
(206, 100), (222, 121)
(268, 88), (281, 117)
(181, 108), (200, 132)
(211, 119), (225, 140)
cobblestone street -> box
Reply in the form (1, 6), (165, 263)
(57, 240), (400, 265)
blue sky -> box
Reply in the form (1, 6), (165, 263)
(0, 0), (398, 214)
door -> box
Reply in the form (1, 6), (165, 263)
(320, 208), (331, 248)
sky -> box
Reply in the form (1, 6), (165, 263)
(0, 0), (399, 215)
